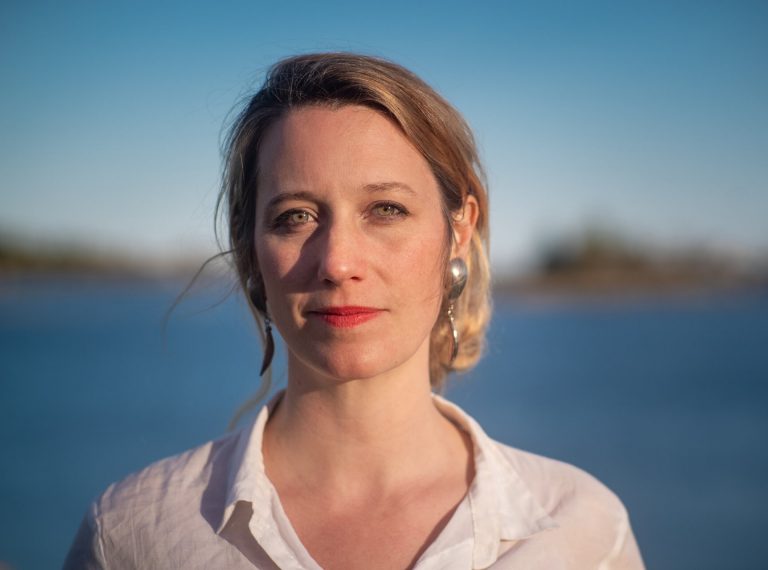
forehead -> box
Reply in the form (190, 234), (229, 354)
(256, 105), (439, 196)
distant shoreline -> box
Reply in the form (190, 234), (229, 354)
(2, 267), (766, 307)
(494, 271), (768, 301)
(3, 232), (766, 304)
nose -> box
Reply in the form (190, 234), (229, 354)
(316, 218), (365, 285)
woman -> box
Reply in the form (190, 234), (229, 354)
(65, 53), (644, 569)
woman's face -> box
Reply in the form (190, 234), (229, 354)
(254, 105), (450, 382)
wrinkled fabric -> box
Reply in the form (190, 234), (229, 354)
(64, 395), (644, 569)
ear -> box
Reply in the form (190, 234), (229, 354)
(451, 195), (479, 259)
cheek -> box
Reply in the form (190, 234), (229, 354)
(255, 243), (305, 336)
(255, 238), (302, 301)
(393, 233), (447, 307)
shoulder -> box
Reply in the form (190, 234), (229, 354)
(434, 395), (631, 534)
(490, 441), (645, 568)
(101, 431), (238, 513)
(76, 430), (244, 568)
(434, 396), (629, 524)
(494, 441), (628, 521)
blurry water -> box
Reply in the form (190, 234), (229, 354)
(1, 277), (767, 569)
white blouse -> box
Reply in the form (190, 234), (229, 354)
(64, 395), (644, 569)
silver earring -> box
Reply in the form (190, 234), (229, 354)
(447, 258), (468, 364)
(260, 313), (275, 377)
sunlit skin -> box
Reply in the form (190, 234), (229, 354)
(255, 105), (478, 570)
(256, 106), (450, 383)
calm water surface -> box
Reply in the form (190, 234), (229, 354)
(1, 277), (767, 569)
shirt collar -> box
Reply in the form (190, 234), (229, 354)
(431, 395), (558, 569)
(217, 391), (557, 569)
(216, 392), (282, 535)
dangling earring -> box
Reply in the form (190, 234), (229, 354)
(447, 258), (468, 364)
(247, 279), (274, 377)
(260, 312), (275, 377)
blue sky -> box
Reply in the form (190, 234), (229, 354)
(2, 0), (766, 272)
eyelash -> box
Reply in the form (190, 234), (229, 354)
(370, 201), (409, 219)
(271, 209), (314, 230)
(269, 201), (409, 232)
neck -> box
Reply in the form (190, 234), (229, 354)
(263, 345), (466, 499)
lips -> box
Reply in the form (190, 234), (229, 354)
(307, 306), (383, 328)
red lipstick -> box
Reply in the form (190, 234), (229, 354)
(308, 306), (383, 328)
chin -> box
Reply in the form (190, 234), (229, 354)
(291, 345), (411, 384)
(322, 355), (400, 383)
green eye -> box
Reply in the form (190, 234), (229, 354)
(288, 211), (311, 224)
(372, 202), (407, 217)
(271, 209), (315, 231)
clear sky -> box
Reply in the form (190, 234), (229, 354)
(2, 0), (766, 272)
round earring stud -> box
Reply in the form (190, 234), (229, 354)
(448, 258), (468, 301)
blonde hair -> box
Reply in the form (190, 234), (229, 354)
(220, 52), (491, 396)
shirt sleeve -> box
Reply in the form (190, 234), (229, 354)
(62, 503), (108, 570)
(597, 509), (645, 570)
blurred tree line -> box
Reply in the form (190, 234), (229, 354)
(496, 225), (767, 298)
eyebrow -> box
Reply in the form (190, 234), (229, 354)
(264, 182), (416, 211)
(264, 191), (316, 212)
(361, 181), (417, 196)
